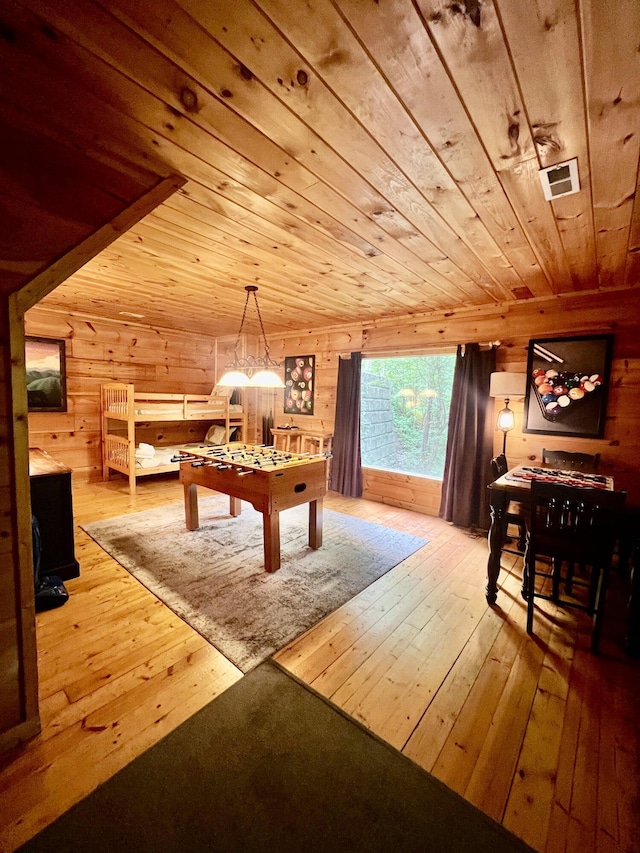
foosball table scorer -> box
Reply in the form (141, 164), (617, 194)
(173, 443), (329, 573)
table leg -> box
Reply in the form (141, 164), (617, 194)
(486, 490), (508, 605)
(308, 498), (323, 549)
(263, 510), (281, 573)
(230, 496), (241, 517)
(184, 483), (199, 531)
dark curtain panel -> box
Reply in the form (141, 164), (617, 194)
(329, 352), (363, 497)
(439, 343), (496, 530)
(260, 389), (275, 445)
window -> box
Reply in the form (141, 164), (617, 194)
(361, 354), (455, 479)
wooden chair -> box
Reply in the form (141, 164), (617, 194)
(542, 449), (600, 471)
(491, 454), (528, 554)
(524, 480), (626, 653)
(271, 428), (302, 453)
(301, 433), (333, 488)
(541, 450), (602, 592)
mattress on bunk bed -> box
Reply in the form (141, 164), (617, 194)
(133, 426), (240, 469)
(135, 444), (206, 469)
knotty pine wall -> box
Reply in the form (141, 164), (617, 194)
(24, 308), (245, 477)
(268, 287), (640, 513)
(26, 287), (640, 512)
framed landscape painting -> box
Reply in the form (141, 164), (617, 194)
(284, 355), (315, 416)
(25, 336), (67, 413)
(523, 334), (613, 438)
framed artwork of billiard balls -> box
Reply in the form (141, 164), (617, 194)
(523, 334), (613, 438)
(284, 354), (315, 416)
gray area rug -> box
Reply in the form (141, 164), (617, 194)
(20, 660), (533, 853)
(82, 496), (427, 672)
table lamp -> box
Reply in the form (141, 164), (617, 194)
(489, 372), (527, 457)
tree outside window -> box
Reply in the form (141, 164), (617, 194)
(360, 354), (455, 479)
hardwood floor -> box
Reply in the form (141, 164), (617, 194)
(1, 476), (638, 852)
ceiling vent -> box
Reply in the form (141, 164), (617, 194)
(538, 158), (580, 201)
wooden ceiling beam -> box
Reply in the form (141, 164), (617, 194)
(16, 175), (186, 315)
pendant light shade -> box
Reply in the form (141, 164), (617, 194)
(218, 286), (284, 389)
(249, 369), (285, 388)
(218, 370), (250, 388)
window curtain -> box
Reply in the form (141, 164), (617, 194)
(439, 343), (496, 530)
(260, 388), (276, 446)
(329, 352), (363, 497)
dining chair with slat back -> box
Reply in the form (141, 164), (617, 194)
(541, 449), (601, 471)
(491, 454), (528, 554)
(524, 480), (626, 653)
(541, 450), (602, 593)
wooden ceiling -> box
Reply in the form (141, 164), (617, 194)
(3, 0), (640, 338)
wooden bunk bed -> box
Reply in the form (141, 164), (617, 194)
(101, 383), (247, 494)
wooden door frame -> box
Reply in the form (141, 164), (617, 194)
(0, 174), (186, 753)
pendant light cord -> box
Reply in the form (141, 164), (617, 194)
(233, 285), (273, 364)
(250, 287), (273, 362)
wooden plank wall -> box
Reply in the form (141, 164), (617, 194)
(268, 288), (640, 513)
(25, 287), (640, 513)
(23, 308), (240, 476)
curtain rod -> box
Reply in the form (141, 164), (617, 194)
(461, 340), (501, 355)
(339, 341), (501, 359)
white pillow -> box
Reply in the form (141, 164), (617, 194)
(205, 424), (227, 445)
(210, 385), (233, 398)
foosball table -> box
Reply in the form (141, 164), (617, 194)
(174, 443), (328, 573)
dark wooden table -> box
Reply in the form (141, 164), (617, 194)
(487, 464), (639, 655)
(178, 444), (327, 573)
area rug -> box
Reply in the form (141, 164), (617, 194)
(81, 496), (428, 672)
(20, 660), (534, 853)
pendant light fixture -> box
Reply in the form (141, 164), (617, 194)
(217, 286), (284, 389)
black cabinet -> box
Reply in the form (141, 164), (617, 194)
(29, 448), (80, 581)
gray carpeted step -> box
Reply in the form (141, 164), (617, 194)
(20, 660), (534, 853)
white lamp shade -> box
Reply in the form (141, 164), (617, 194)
(218, 370), (251, 388)
(249, 369), (285, 388)
(489, 372), (527, 399)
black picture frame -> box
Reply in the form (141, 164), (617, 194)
(284, 355), (315, 416)
(25, 336), (67, 413)
(523, 334), (613, 438)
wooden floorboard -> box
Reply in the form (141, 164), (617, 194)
(0, 475), (638, 853)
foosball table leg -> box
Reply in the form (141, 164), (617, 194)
(184, 483), (199, 531)
(263, 510), (281, 573)
(309, 498), (323, 549)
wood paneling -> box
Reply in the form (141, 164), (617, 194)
(3, 0), (640, 772)
(24, 308), (231, 479)
(16, 175), (186, 315)
(0, 172), (186, 751)
(6, 281), (638, 758)
(2, 1), (640, 336)
(268, 287), (640, 513)
(23, 287), (640, 509)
